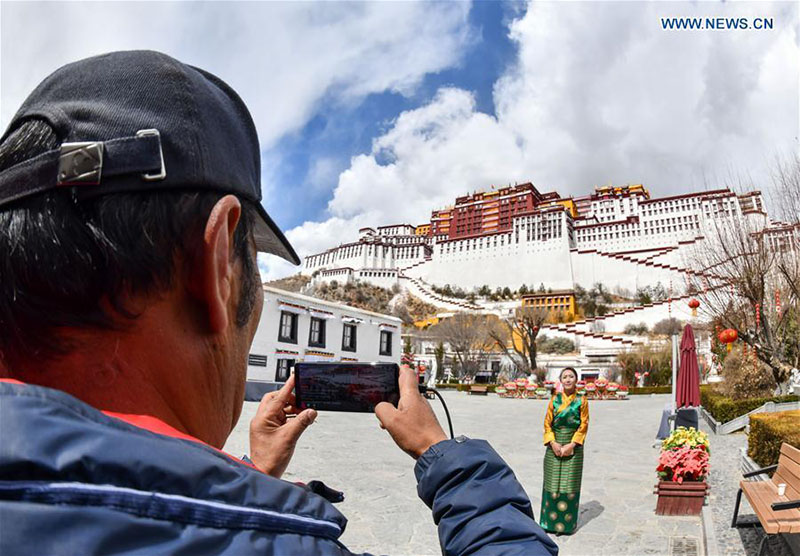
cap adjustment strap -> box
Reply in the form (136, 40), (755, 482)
(57, 142), (103, 185)
(55, 130), (165, 187)
(0, 130), (168, 209)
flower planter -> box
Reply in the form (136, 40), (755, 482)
(654, 481), (707, 515)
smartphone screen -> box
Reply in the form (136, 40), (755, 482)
(294, 362), (400, 413)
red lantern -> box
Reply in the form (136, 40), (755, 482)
(688, 298), (700, 317)
(718, 328), (738, 352)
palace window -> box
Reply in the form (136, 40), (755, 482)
(342, 324), (357, 352)
(276, 358), (294, 382)
(248, 354), (268, 367)
(379, 330), (393, 356)
(309, 317), (326, 347)
(278, 311), (298, 343)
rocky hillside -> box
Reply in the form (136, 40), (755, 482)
(263, 274), (439, 324)
(264, 273), (311, 293)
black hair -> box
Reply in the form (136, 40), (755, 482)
(560, 367), (578, 380)
(0, 119), (259, 371)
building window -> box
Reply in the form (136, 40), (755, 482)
(342, 324), (357, 352)
(309, 317), (326, 347)
(276, 358), (294, 382)
(278, 311), (298, 343)
(248, 354), (268, 367)
(380, 330), (393, 356)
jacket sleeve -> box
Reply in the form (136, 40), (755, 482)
(415, 439), (559, 556)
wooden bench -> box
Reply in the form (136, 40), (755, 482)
(732, 443), (800, 556)
(469, 385), (488, 396)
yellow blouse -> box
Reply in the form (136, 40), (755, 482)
(542, 392), (589, 446)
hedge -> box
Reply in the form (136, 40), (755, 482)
(748, 410), (800, 468)
(700, 385), (799, 424)
(434, 384), (498, 393)
(628, 386), (672, 395)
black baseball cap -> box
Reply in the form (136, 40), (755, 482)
(0, 50), (300, 265)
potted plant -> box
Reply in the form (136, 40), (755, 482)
(616, 385), (629, 400)
(655, 427), (709, 515)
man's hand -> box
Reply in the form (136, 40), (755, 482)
(550, 441), (563, 457)
(249, 375), (316, 478)
(560, 443), (575, 458)
(375, 365), (448, 459)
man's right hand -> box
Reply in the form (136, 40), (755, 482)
(375, 365), (448, 459)
(550, 441), (563, 457)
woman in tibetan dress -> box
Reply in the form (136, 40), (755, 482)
(540, 367), (589, 534)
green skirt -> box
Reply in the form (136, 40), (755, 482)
(540, 427), (584, 534)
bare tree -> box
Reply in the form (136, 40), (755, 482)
(687, 162), (800, 391)
(487, 306), (549, 375)
(772, 154), (800, 302)
(428, 313), (496, 380)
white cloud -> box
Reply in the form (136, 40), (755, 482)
(259, 212), (378, 281)
(268, 1), (799, 279)
(0, 1), (471, 150)
(330, 88), (527, 221)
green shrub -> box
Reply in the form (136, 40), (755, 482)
(628, 386), (672, 395)
(700, 385), (799, 424)
(538, 337), (576, 354)
(434, 384), (497, 393)
(748, 410), (800, 468)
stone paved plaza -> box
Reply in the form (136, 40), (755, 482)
(225, 392), (756, 556)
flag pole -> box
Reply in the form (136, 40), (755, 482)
(671, 334), (678, 406)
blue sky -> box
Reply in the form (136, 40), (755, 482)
(268, 1), (524, 231)
(2, 1), (798, 280)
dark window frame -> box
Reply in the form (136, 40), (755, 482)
(308, 317), (326, 348)
(278, 311), (298, 344)
(379, 330), (392, 356)
(342, 324), (357, 352)
(248, 354), (268, 367)
(276, 358), (294, 382)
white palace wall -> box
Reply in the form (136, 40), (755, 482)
(569, 251), (682, 293)
(425, 235), (574, 290)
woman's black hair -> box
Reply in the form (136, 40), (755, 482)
(560, 367), (578, 380)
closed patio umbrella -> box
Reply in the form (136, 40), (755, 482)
(676, 324), (701, 408)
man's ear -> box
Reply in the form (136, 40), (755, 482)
(193, 195), (242, 334)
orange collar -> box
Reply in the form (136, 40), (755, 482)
(101, 410), (205, 444)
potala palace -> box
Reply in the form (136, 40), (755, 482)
(302, 182), (781, 351)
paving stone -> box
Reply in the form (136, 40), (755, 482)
(226, 392), (703, 555)
(699, 420), (794, 556)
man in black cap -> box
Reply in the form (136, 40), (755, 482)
(0, 51), (557, 555)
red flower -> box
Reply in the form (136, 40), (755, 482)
(657, 445), (709, 483)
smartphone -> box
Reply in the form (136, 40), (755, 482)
(294, 362), (400, 413)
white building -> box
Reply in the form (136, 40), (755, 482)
(301, 182), (790, 347)
(245, 286), (402, 400)
(304, 184), (773, 293)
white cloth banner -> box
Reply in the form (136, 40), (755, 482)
(303, 353), (334, 362)
(309, 309), (334, 319)
(278, 302), (306, 315)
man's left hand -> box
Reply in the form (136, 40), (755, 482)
(249, 375), (316, 478)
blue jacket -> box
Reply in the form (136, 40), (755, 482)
(0, 381), (557, 555)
